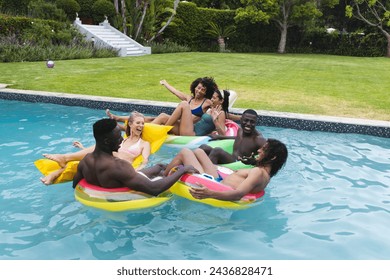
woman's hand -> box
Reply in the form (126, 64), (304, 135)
(73, 141), (85, 149)
(210, 105), (223, 122)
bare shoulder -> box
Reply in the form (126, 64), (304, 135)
(140, 139), (150, 148)
(256, 134), (267, 145)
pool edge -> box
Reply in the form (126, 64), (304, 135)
(1, 88), (389, 138)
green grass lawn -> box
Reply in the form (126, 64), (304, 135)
(1, 52), (389, 121)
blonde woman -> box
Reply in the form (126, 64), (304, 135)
(40, 112), (150, 185)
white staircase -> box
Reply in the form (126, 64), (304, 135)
(74, 18), (151, 57)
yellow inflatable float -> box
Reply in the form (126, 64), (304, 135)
(35, 123), (172, 184)
(74, 179), (172, 211)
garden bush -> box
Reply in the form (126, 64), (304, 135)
(56, 0), (81, 21)
(91, 0), (115, 23)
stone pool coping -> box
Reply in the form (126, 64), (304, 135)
(1, 86), (389, 138)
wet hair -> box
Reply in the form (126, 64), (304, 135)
(125, 111), (145, 137)
(214, 89), (230, 117)
(190, 76), (218, 99)
(93, 118), (117, 142)
(242, 109), (258, 118)
(257, 138), (288, 177)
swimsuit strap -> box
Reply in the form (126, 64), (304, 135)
(189, 98), (207, 117)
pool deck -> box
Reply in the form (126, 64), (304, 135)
(1, 84), (389, 138)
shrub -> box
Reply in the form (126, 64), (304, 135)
(148, 40), (191, 54)
(76, 0), (95, 20)
(0, 35), (118, 62)
(28, 0), (67, 22)
(56, 0), (81, 21)
(91, 0), (116, 24)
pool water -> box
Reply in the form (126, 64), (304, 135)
(1, 99), (389, 260)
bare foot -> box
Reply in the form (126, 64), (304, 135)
(40, 174), (57, 185)
(73, 141), (85, 149)
(43, 154), (67, 167)
(106, 109), (115, 120)
(40, 167), (66, 185)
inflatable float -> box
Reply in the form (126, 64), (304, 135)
(163, 121), (239, 149)
(35, 123), (172, 184)
(74, 179), (172, 211)
(170, 173), (264, 210)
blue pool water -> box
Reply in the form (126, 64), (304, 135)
(1, 99), (389, 260)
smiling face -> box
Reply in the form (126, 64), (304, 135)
(211, 91), (223, 107)
(194, 82), (207, 98)
(128, 116), (145, 137)
(240, 113), (257, 135)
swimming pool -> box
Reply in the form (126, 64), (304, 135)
(1, 99), (389, 260)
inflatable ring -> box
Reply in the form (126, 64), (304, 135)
(35, 123), (172, 184)
(163, 121), (239, 149)
(163, 135), (210, 149)
(225, 119), (239, 136)
(206, 139), (253, 170)
(170, 173), (264, 210)
(74, 179), (172, 212)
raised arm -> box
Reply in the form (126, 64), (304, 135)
(160, 80), (190, 101)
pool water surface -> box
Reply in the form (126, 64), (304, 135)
(0, 100), (389, 260)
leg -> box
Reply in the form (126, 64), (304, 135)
(139, 163), (167, 178)
(163, 148), (205, 176)
(43, 145), (94, 167)
(193, 148), (219, 178)
(145, 116), (156, 123)
(40, 166), (66, 185)
(151, 113), (170, 125)
(208, 147), (236, 164)
(199, 144), (213, 155)
(105, 109), (128, 122)
(165, 101), (195, 136)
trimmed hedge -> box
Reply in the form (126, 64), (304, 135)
(163, 2), (387, 56)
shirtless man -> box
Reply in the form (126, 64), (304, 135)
(163, 139), (288, 201)
(72, 118), (197, 196)
(199, 109), (267, 165)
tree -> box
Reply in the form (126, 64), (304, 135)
(235, 0), (338, 53)
(346, 0), (390, 57)
(56, 0), (81, 21)
(148, 0), (180, 42)
(206, 21), (235, 52)
(111, 0), (179, 43)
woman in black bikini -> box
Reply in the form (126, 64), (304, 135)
(151, 77), (217, 125)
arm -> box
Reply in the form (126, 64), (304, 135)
(160, 80), (190, 101)
(189, 168), (263, 201)
(208, 134), (236, 140)
(135, 140), (151, 171)
(118, 164), (199, 196)
(227, 112), (241, 122)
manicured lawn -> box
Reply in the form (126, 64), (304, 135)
(0, 52), (389, 121)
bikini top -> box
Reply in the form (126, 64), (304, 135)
(189, 98), (206, 117)
(118, 138), (142, 157)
